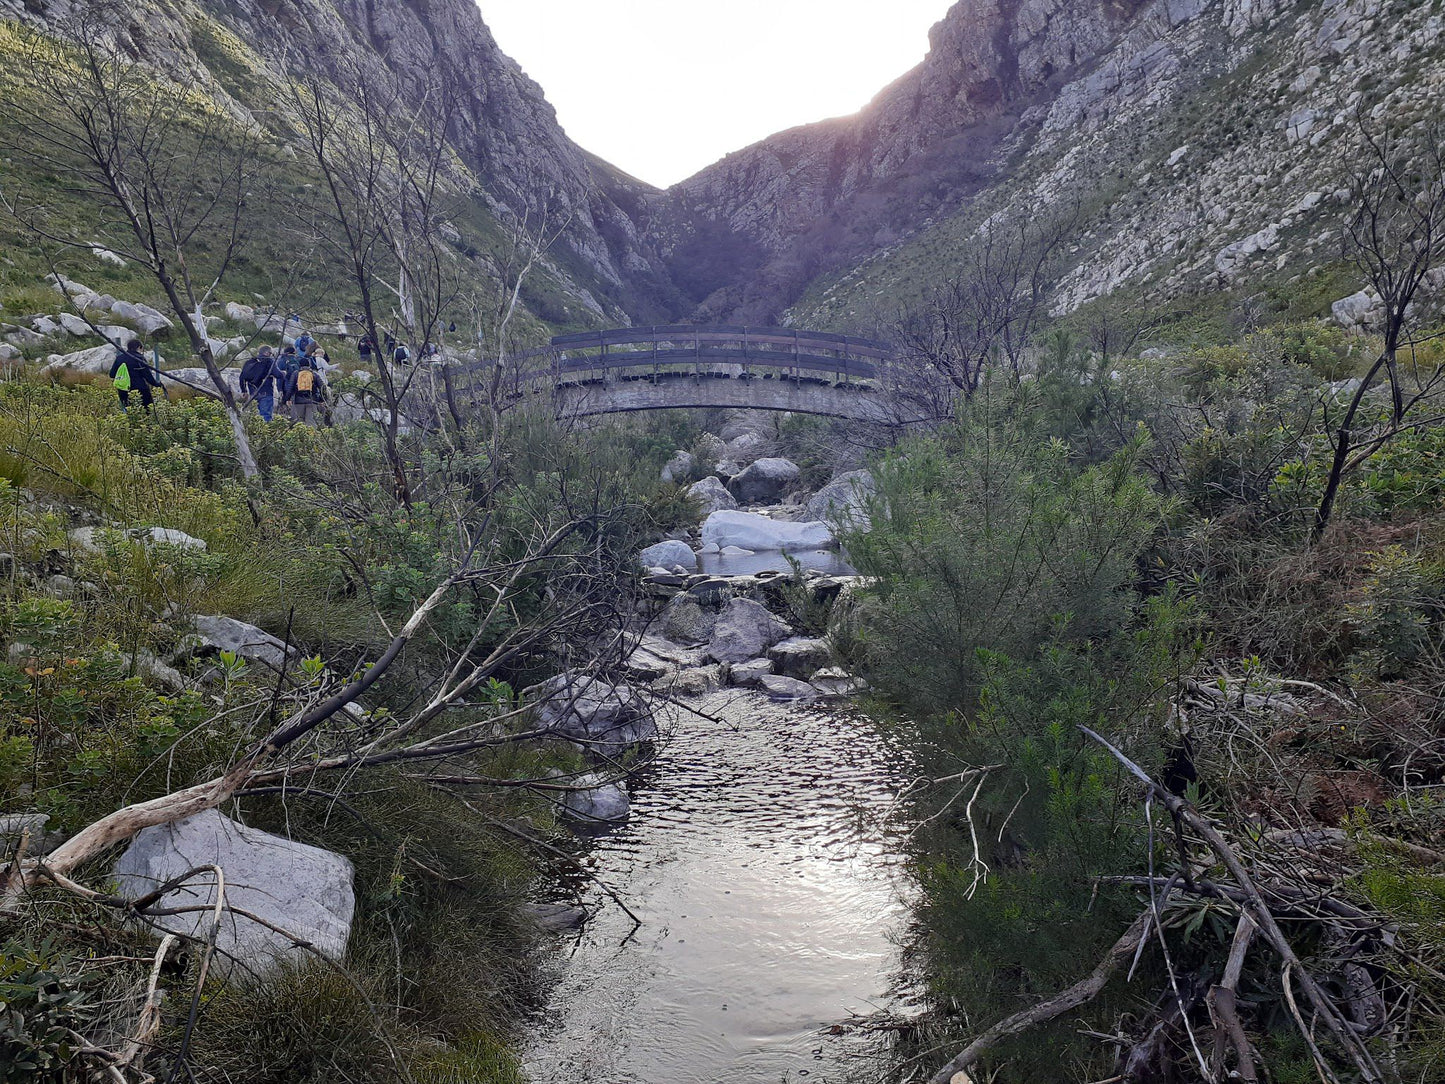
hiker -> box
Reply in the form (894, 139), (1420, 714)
(390, 339), (411, 365)
(421, 341), (439, 359)
(239, 346), (280, 422)
(109, 338), (164, 413)
(294, 329), (315, 357)
(283, 353), (328, 426)
(358, 332), (376, 364)
(305, 341), (337, 375)
(274, 345), (301, 417)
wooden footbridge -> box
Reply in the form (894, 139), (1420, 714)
(464, 325), (901, 422)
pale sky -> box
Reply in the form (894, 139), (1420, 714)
(477, 1), (955, 188)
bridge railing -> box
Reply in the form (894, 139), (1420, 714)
(444, 325), (895, 415)
(468, 325), (892, 384)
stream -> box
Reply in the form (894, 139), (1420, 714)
(522, 687), (919, 1084)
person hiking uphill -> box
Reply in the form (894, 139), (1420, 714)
(109, 338), (164, 413)
(283, 353), (328, 426)
(239, 346), (281, 422)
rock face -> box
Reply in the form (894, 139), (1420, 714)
(531, 672), (658, 747)
(112, 809), (355, 974)
(806, 470), (875, 532)
(707, 597), (791, 664)
(638, 539), (699, 571)
(646, 0), (1445, 326)
(759, 674), (818, 702)
(728, 458), (800, 504)
(0, 0), (680, 326)
(702, 510), (833, 553)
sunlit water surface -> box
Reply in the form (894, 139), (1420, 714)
(522, 689), (918, 1084)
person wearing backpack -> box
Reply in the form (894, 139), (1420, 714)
(294, 330), (315, 357)
(283, 354), (328, 426)
(109, 338), (164, 413)
(239, 346), (280, 422)
(358, 332), (376, 364)
(391, 341), (411, 366)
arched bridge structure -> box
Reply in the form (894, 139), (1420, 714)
(480, 326), (900, 422)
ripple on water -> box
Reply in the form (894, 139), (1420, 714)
(522, 688), (918, 1084)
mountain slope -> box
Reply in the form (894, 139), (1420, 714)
(646, 0), (1445, 331)
(0, 0), (682, 332)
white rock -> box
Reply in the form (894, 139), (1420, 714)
(135, 527), (206, 551)
(58, 312), (96, 337)
(111, 300), (173, 335)
(31, 315), (62, 337)
(1332, 289), (1382, 329)
(720, 545), (755, 556)
(639, 539), (698, 571)
(39, 344), (116, 378)
(728, 658), (774, 687)
(192, 615), (293, 669)
(661, 449), (697, 484)
(805, 469), (875, 532)
(90, 245), (126, 266)
(113, 809), (355, 974)
(530, 672), (658, 747)
(768, 636), (832, 678)
(707, 597), (791, 664)
(561, 773), (630, 826)
(687, 476), (738, 516)
(702, 510), (834, 553)
(760, 674), (818, 701)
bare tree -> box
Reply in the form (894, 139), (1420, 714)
(889, 209), (1074, 421)
(282, 53), (465, 505)
(0, 5), (265, 479)
(1314, 124), (1445, 539)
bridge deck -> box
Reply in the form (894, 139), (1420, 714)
(453, 324), (899, 420)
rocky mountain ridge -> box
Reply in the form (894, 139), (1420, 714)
(0, 0), (681, 328)
(647, 0), (1445, 330)
(3, 0), (1441, 338)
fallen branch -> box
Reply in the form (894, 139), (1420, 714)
(1079, 726), (1386, 1084)
(926, 909), (1152, 1084)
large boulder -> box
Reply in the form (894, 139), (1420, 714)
(728, 457), (800, 503)
(1331, 289), (1383, 330)
(561, 772), (630, 826)
(702, 510), (833, 553)
(638, 539), (698, 572)
(191, 615), (293, 669)
(805, 470), (875, 532)
(707, 597), (791, 664)
(660, 596), (717, 644)
(687, 476), (738, 516)
(530, 672), (658, 747)
(768, 636), (832, 678)
(660, 450), (697, 484)
(727, 658), (774, 687)
(39, 344), (117, 378)
(113, 809), (355, 974)
(110, 300), (173, 336)
(760, 674), (819, 701)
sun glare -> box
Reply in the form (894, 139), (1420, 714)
(477, 0), (954, 188)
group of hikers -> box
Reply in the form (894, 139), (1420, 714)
(108, 329), (345, 422)
(108, 323), (441, 419)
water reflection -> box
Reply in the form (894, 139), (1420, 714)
(696, 548), (856, 578)
(522, 690), (916, 1084)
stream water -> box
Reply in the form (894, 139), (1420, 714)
(522, 688), (919, 1084)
